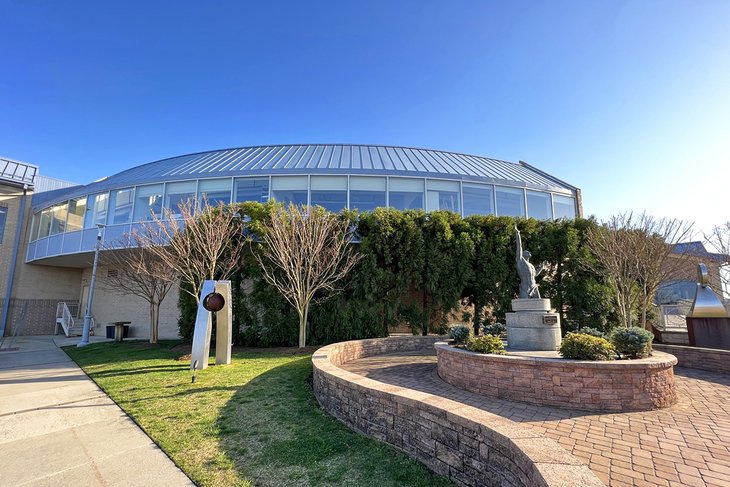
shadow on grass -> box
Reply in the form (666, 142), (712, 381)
(216, 355), (453, 487)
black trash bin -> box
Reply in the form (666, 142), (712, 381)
(106, 325), (130, 339)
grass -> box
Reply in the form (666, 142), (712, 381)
(64, 341), (452, 487)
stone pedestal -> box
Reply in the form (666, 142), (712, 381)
(506, 298), (561, 351)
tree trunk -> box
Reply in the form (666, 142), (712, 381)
(149, 302), (158, 344)
(299, 305), (308, 348)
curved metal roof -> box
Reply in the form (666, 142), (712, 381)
(33, 144), (576, 209)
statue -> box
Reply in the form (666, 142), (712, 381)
(514, 225), (544, 299)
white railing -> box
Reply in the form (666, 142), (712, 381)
(56, 302), (75, 336)
(55, 302), (96, 337)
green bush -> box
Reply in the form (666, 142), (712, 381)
(609, 326), (653, 359)
(448, 324), (471, 345)
(558, 332), (615, 361)
(578, 326), (606, 339)
(480, 322), (506, 337)
(466, 335), (506, 354)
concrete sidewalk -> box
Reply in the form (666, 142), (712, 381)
(0, 336), (194, 486)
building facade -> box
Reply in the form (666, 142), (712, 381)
(3, 145), (582, 339)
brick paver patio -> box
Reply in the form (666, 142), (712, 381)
(341, 350), (730, 487)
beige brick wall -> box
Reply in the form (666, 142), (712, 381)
(0, 183), (25, 298)
(81, 266), (181, 340)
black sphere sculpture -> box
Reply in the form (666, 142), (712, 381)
(203, 292), (225, 312)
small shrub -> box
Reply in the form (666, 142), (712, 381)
(559, 333), (615, 361)
(610, 326), (653, 359)
(466, 335), (506, 354)
(481, 322), (507, 337)
(448, 324), (471, 345)
(578, 326), (606, 339)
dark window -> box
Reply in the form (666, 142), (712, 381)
(0, 206), (7, 244)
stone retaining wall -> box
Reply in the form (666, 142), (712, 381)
(654, 343), (730, 375)
(436, 343), (677, 412)
(312, 337), (603, 487)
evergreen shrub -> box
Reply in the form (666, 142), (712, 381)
(609, 326), (653, 359)
(466, 335), (506, 354)
(559, 332), (615, 361)
(480, 322), (506, 337)
(448, 324), (471, 345)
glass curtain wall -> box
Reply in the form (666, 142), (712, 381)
(553, 194), (576, 219)
(495, 186), (525, 217)
(165, 181), (196, 215)
(86, 193), (109, 228)
(526, 190), (552, 220)
(198, 179), (231, 207)
(110, 188), (134, 224)
(49, 202), (68, 235)
(389, 178), (424, 210)
(310, 176), (347, 212)
(426, 179), (460, 213)
(462, 183), (494, 216)
(133, 184), (164, 221)
(349, 176), (386, 212)
(271, 176), (308, 205)
(234, 177), (269, 203)
(66, 198), (87, 232)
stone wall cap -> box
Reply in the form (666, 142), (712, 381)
(435, 341), (678, 368)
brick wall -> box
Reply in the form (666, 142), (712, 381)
(437, 343), (677, 412)
(653, 343), (730, 375)
(313, 337), (603, 487)
(0, 298), (63, 335)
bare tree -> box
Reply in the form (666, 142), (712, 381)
(586, 212), (693, 329)
(139, 198), (246, 303)
(705, 222), (730, 296)
(632, 214), (693, 329)
(101, 232), (177, 343)
(255, 204), (362, 348)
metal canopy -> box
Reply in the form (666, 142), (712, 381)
(0, 157), (37, 188)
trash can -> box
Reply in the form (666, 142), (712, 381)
(106, 325), (130, 339)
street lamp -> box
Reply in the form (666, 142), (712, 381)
(78, 224), (105, 347)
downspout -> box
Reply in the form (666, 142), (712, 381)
(0, 184), (28, 337)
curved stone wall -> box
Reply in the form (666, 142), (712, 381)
(436, 342), (677, 412)
(312, 337), (603, 487)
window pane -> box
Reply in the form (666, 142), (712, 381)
(198, 179), (231, 207)
(66, 197), (87, 232)
(271, 176), (308, 206)
(49, 202), (68, 235)
(165, 181), (196, 214)
(495, 186), (525, 217)
(426, 179), (460, 213)
(310, 176), (347, 212)
(234, 177), (269, 203)
(38, 208), (53, 238)
(111, 188), (134, 224)
(526, 190), (552, 220)
(87, 193), (109, 227)
(462, 183), (494, 216)
(30, 212), (41, 241)
(0, 207), (7, 244)
(350, 176), (386, 212)
(553, 194), (576, 219)
(389, 178), (424, 210)
(133, 184), (164, 221)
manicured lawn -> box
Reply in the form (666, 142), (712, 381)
(64, 341), (452, 487)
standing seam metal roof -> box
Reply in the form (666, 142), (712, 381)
(33, 144), (576, 209)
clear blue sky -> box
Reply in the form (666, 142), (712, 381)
(2, 1), (728, 232)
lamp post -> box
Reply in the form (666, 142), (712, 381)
(78, 224), (105, 347)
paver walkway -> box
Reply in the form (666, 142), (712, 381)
(0, 336), (194, 487)
(341, 350), (730, 487)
